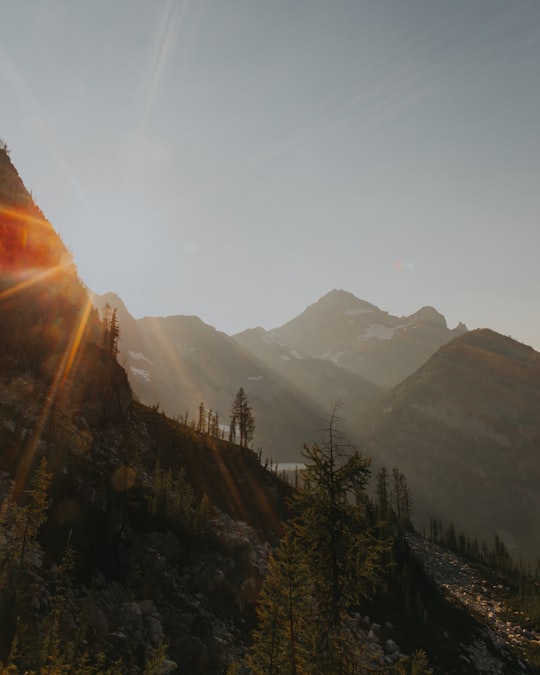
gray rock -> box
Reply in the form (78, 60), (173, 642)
(384, 639), (399, 655)
(145, 614), (163, 646)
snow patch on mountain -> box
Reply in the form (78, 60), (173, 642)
(130, 367), (151, 382)
(281, 349), (302, 361)
(345, 308), (375, 316)
(248, 376), (264, 381)
(330, 351), (345, 365)
(128, 351), (153, 364)
(358, 324), (411, 341)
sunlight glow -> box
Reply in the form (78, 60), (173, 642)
(0, 203), (52, 228)
(0, 262), (71, 302)
(13, 293), (94, 496)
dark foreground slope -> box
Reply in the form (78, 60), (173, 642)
(363, 329), (540, 561)
(0, 146), (289, 672)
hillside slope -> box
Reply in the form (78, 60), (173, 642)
(93, 292), (326, 462)
(0, 146), (290, 672)
(363, 329), (540, 560)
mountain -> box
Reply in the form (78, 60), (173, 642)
(0, 148), (130, 431)
(97, 288), (465, 465)
(0, 146), (291, 672)
(362, 329), (540, 561)
(0, 145), (69, 272)
(233, 325), (385, 423)
(2, 145), (539, 673)
(267, 289), (467, 387)
(92, 292), (325, 462)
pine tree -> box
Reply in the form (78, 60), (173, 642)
(230, 388), (255, 447)
(100, 304), (120, 358)
(101, 303), (112, 351)
(290, 406), (388, 673)
(228, 416), (236, 444)
(16, 457), (51, 569)
(211, 411), (220, 437)
(108, 307), (120, 358)
(246, 529), (312, 674)
(197, 402), (206, 434)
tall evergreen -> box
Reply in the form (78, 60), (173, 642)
(16, 457), (52, 569)
(100, 303), (120, 359)
(246, 529), (312, 674)
(197, 401), (206, 434)
(292, 409), (387, 673)
(230, 387), (255, 447)
(247, 406), (389, 673)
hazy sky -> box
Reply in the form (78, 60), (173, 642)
(2, 1), (540, 348)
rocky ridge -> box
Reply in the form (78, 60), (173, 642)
(408, 532), (539, 673)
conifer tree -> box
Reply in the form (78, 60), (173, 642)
(246, 529), (312, 674)
(211, 411), (220, 437)
(101, 303), (112, 351)
(229, 416), (236, 444)
(100, 304), (120, 358)
(290, 405), (388, 672)
(16, 457), (51, 569)
(197, 402), (206, 434)
(230, 387), (255, 447)
(108, 307), (120, 358)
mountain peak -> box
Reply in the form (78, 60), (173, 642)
(0, 146), (69, 272)
(315, 289), (379, 312)
(408, 305), (448, 329)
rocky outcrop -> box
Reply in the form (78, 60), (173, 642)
(408, 532), (539, 673)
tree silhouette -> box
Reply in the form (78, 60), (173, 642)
(230, 387), (255, 447)
(247, 405), (389, 673)
(101, 304), (120, 359)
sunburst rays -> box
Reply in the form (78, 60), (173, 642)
(0, 261), (72, 303)
(2, 262), (95, 495)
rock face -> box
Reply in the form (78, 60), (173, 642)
(364, 329), (540, 560)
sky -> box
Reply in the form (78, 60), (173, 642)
(1, 0), (540, 349)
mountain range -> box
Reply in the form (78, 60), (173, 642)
(93, 287), (540, 562)
(2, 143), (540, 672)
(240, 288), (467, 387)
(93, 288), (467, 458)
